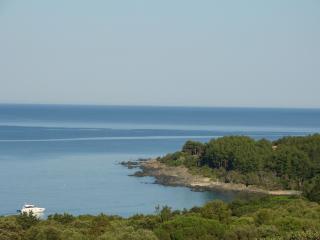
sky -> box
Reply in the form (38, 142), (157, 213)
(0, 0), (319, 108)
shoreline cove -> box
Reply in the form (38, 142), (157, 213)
(123, 159), (302, 196)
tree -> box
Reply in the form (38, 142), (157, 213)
(304, 176), (320, 203)
(182, 141), (205, 157)
(203, 136), (262, 172)
(200, 200), (231, 223)
(155, 216), (225, 240)
(16, 212), (39, 230)
(273, 146), (312, 188)
(0, 217), (23, 240)
(156, 206), (172, 223)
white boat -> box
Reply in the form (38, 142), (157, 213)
(19, 204), (45, 214)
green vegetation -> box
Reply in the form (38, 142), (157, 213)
(1, 196), (320, 239)
(159, 134), (320, 201)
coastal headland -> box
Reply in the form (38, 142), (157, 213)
(123, 159), (301, 196)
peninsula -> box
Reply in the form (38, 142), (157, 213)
(130, 134), (320, 201)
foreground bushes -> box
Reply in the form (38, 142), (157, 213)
(1, 196), (320, 240)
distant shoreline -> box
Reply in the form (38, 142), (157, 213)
(1, 102), (320, 110)
(126, 159), (301, 196)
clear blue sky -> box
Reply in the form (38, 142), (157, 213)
(0, 0), (319, 108)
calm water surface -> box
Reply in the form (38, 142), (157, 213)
(0, 104), (319, 216)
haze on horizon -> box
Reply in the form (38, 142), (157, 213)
(0, 0), (319, 108)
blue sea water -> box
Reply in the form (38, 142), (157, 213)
(0, 104), (320, 217)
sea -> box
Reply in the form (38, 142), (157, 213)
(0, 104), (320, 217)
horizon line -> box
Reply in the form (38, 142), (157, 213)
(0, 102), (319, 110)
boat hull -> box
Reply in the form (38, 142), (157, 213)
(21, 207), (45, 214)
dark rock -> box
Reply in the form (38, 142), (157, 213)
(120, 161), (140, 169)
(129, 171), (148, 177)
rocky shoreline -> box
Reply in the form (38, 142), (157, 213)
(122, 159), (302, 196)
